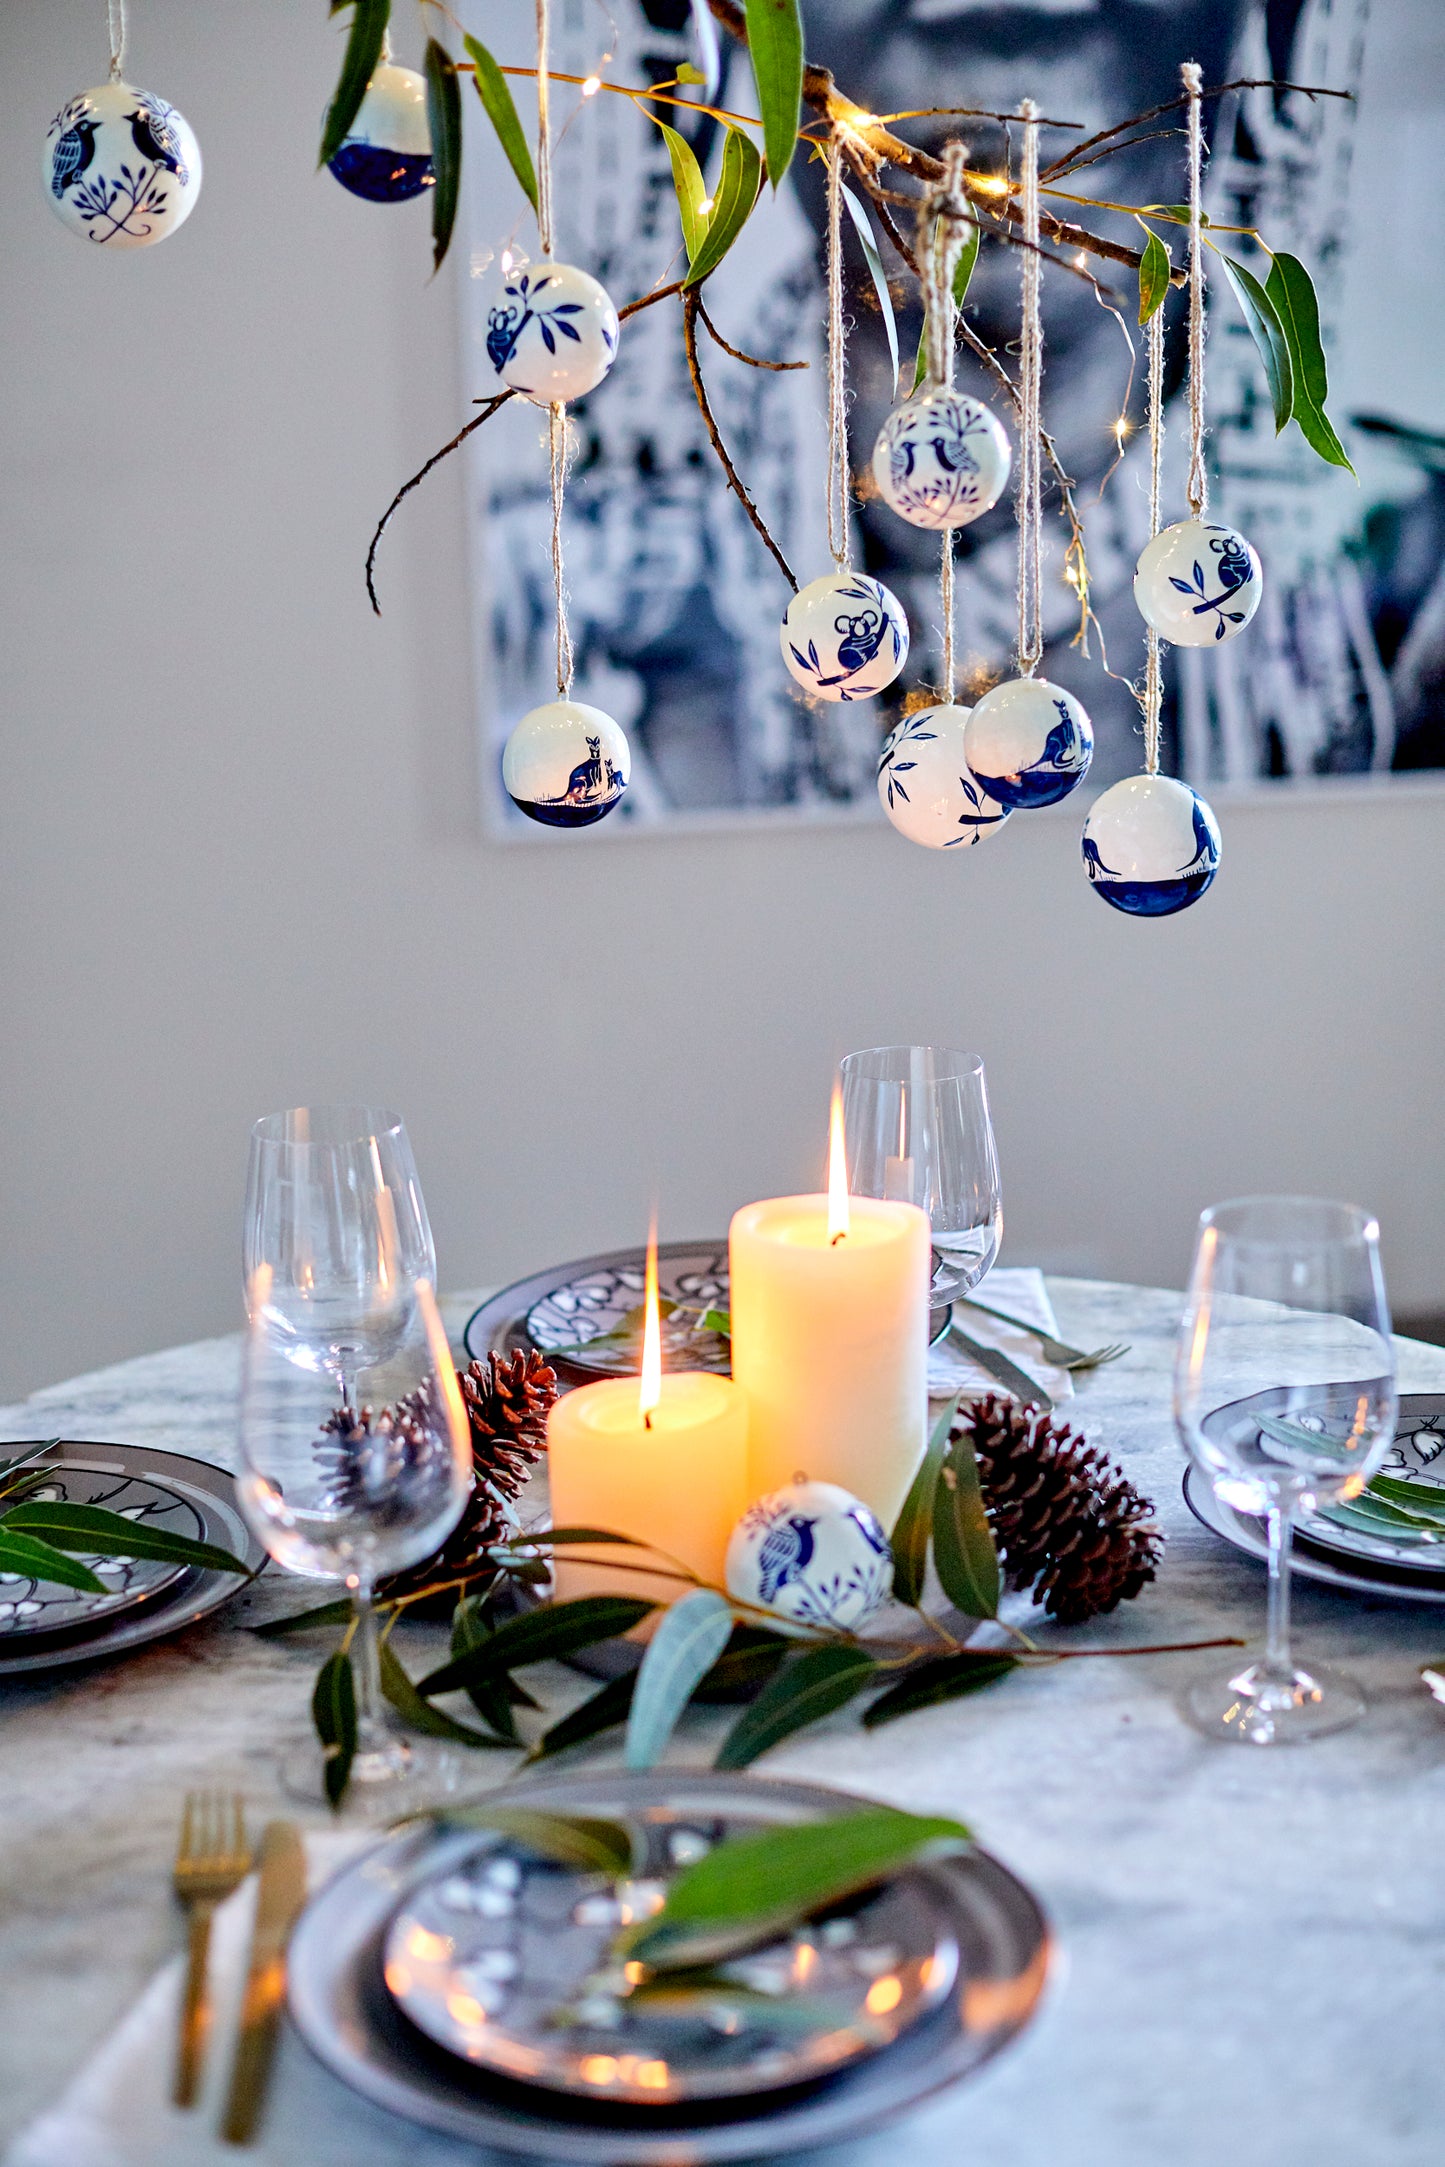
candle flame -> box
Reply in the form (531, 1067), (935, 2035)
(827, 1083), (850, 1243)
(639, 1217), (662, 1424)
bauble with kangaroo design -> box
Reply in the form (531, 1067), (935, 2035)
(502, 700), (630, 829)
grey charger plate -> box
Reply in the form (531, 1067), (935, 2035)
(288, 1770), (1051, 2164)
(0, 1441), (265, 1676)
(1183, 1464), (1445, 1604)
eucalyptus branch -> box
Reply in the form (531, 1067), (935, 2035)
(1039, 76), (1353, 182)
(682, 286), (799, 590)
(697, 297), (808, 371)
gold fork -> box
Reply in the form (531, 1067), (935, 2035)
(172, 1791), (251, 2107)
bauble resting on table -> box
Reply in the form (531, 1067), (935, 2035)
(727, 1477), (893, 1633)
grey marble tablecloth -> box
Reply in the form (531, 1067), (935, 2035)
(3, 1279), (1445, 2167)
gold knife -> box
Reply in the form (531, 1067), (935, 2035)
(219, 1819), (307, 2146)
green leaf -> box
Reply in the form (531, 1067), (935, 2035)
(534, 1672), (636, 1759)
(1217, 255), (1293, 432)
(1319, 1491), (1434, 1536)
(692, 1623), (792, 1701)
(840, 183), (899, 398)
(1141, 204), (1210, 227)
(378, 1640), (514, 1747)
(252, 1597), (356, 1637)
(1363, 1474), (1445, 1525)
(4, 1501), (249, 1578)
(441, 1805), (635, 1877)
(863, 1651), (1016, 1727)
(626, 1804), (972, 1970)
(932, 1424), (1000, 1620)
(0, 1530), (105, 1593)
(626, 1589), (734, 1769)
(495, 1527), (647, 1550)
(418, 1593), (655, 1695)
(1136, 224), (1171, 326)
(890, 1394), (957, 1608)
(1265, 252), (1355, 474)
(463, 33), (538, 212)
(715, 1643), (877, 1772)
(695, 1307), (732, 1337)
(1256, 1413), (1352, 1458)
(743, 0), (803, 191)
(911, 217), (980, 392)
(676, 61), (707, 86)
(656, 119), (709, 263)
(319, 0), (391, 170)
(687, 126), (763, 286)
(312, 1651), (357, 1809)
(0, 1440), (60, 1496)
(451, 1593), (521, 1737)
(424, 37), (463, 274)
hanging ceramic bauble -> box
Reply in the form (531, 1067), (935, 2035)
(486, 262), (620, 404)
(43, 82), (201, 248)
(780, 573), (909, 703)
(727, 1479), (893, 1633)
(877, 705), (1012, 849)
(871, 388), (1012, 531)
(963, 677), (1093, 809)
(1133, 518), (1263, 646)
(327, 63), (433, 201)
(501, 699), (630, 828)
(1081, 773), (1221, 916)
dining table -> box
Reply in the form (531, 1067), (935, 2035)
(2, 1274), (1444, 2167)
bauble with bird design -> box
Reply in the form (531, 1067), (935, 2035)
(877, 704), (1012, 848)
(502, 698), (630, 829)
(487, 261), (620, 404)
(327, 62), (433, 202)
(1081, 772), (1221, 916)
(44, 81), (201, 247)
(871, 387), (1011, 530)
(780, 572), (909, 703)
(963, 676), (1094, 809)
(1133, 518), (1262, 647)
(726, 1477), (893, 1633)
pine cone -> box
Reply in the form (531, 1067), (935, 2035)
(953, 1393), (1162, 1625)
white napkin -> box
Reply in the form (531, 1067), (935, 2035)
(928, 1265), (1073, 1405)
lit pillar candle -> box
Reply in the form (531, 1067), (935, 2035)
(547, 1232), (750, 1606)
(729, 1089), (931, 1529)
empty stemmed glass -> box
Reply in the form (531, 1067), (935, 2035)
(1175, 1195), (1397, 1745)
(839, 1046), (1002, 1308)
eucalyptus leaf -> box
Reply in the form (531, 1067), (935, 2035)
(625, 1804), (972, 1970)
(626, 1589), (735, 1769)
(463, 33), (538, 212)
(692, 1623), (792, 1702)
(743, 0), (803, 190)
(0, 1530), (105, 1594)
(695, 1307), (732, 1337)
(1364, 1474), (1445, 1525)
(911, 217), (979, 392)
(863, 1650), (1016, 1727)
(253, 1597), (356, 1637)
(1265, 252), (1355, 474)
(687, 126), (763, 286)
(312, 1650), (357, 1809)
(494, 1527), (646, 1549)
(424, 38), (463, 273)
(319, 0), (391, 170)
(890, 1395), (958, 1608)
(0, 1440), (60, 1495)
(932, 1426), (1000, 1620)
(1136, 224), (1171, 326)
(451, 1595), (521, 1738)
(1217, 255), (1292, 432)
(715, 1643), (877, 1771)
(1256, 1413), (1348, 1458)
(687, 0), (722, 103)
(1141, 204), (1211, 227)
(418, 1594), (655, 1696)
(441, 1805), (635, 1878)
(657, 118), (709, 262)
(534, 1672), (636, 1759)
(379, 1641), (514, 1747)
(3, 1501), (249, 1578)
(841, 183), (899, 397)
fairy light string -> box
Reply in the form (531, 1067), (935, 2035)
(915, 141), (971, 703)
(535, 0), (573, 696)
(1015, 99), (1044, 679)
(1182, 59), (1208, 520)
(824, 140), (850, 573)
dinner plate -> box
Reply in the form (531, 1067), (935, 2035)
(289, 1770), (1051, 2164)
(0, 1449), (191, 1638)
(0, 1441), (265, 1675)
(1182, 1463), (1445, 1604)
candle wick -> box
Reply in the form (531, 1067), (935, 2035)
(644, 1410), (653, 1430)
(830, 1231), (846, 1247)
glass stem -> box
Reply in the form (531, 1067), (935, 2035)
(350, 1581), (386, 1746)
(1263, 1495), (1295, 1684)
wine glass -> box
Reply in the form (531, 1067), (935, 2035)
(1174, 1195), (1397, 1745)
(839, 1046), (1002, 1306)
(244, 1106), (436, 1401)
(238, 1266), (471, 1804)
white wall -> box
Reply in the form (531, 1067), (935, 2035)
(2, 0), (1442, 1401)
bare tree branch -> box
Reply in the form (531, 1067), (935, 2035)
(682, 287), (798, 590)
(698, 296), (809, 370)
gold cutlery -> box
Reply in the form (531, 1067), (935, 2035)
(172, 1790), (251, 2107)
(220, 1819), (308, 2145)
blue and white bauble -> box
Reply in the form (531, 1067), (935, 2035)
(727, 1479), (893, 1633)
(877, 705), (1012, 849)
(871, 389), (1011, 530)
(502, 699), (630, 829)
(780, 573), (908, 703)
(963, 676), (1094, 809)
(487, 262), (619, 404)
(1133, 518), (1262, 647)
(327, 63), (433, 201)
(1081, 773), (1221, 916)
(43, 81), (201, 248)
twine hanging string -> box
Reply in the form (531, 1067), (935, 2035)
(533, 0), (573, 696)
(106, 0), (127, 80)
(1015, 100), (1044, 678)
(914, 142), (971, 704)
(1182, 59), (1208, 520)
(1142, 302), (1166, 774)
(824, 142), (850, 573)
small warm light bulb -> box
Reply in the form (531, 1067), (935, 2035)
(582, 73), (602, 96)
(827, 1083), (850, 1244)
(501, 247), (514, 275)
(639, 1217), (663, 1425)
(1113, 415), (1131, 447)
(1074, 250), (1088, 270)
